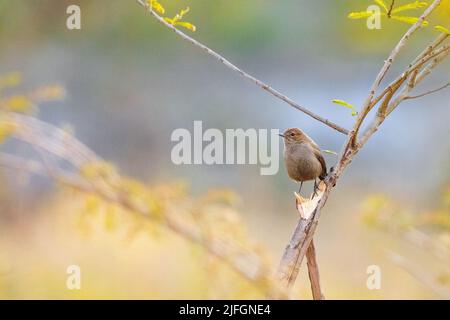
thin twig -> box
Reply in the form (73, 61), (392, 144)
(387, 0), (396, 18)
(415, 46), (450, 84)
(358, 40), (449, 144)
(350, 0), (442, 145)
(405, 82), (449, 100)
(135, 0), (349, 135)
(375, 41), (449, 104)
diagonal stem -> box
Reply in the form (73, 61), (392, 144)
(387, 0), (396, 18)
(306, 240), (324, 300)
(135, 0), (349, 135)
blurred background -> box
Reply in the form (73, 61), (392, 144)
(0, 0), (449, 299)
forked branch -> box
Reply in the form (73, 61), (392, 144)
(276, 0), (445, 292)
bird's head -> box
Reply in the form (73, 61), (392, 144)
(279, 128), (306, 144)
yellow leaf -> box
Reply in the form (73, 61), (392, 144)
(332, 99), (355, 110)
(1, 95), (33, 112)
(390, 15), (429, 25)
(332, 99), (358, 116)
(375, 0), (389, 12)
(322, 149), (338, 156)
(163, 17), (174, 24)
(178, 7), (190, 19)
(175, 21), (196, 32)
(147, 0), (165, 14)
(435, 25), (450, 35)
(348, 11), (375, 19)
(104, 205), (118, 232)
(391, 1), (428, 14)
(171, 7), (190, 24)
(83, 195), (101, 215)
(164, 7), (196, 32)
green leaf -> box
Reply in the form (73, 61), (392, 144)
(178, 7), (190, 19)
(435, 25), (450, 35)
(332, 99), (358, 117)
(147, 0), (165, 14)
(164, 7), (196, 32)
(348, 11), (375, 19)
(332, 99), (355, 110)
(391, 1), (428, 14)
(163, 17), (174, 24)
(175, 21), (196, 32)
(322, 149), (338, 156)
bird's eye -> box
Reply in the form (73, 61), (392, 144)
(290, 133), (295, 136)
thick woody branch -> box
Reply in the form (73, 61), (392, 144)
(135, 0), (349, 135)
(306, 240), (324, 300)
(277, 171), (339, 292)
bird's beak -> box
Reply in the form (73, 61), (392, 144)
(278, 134), (285, 138)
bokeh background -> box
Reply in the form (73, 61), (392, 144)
(0, 0), (449, 299)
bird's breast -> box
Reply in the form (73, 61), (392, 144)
(284, 144), (322, 182)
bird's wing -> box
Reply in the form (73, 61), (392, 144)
(303, 132), (320, 150)
(313, 148), (327, 180)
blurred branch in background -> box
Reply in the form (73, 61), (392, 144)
(387, 251), (450, 299)
(361, 191), (450, 298)
(0, 84), (290, 298)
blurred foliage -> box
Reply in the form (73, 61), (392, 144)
(0, 72), (64, 114)
(0, 189), (263, 299)
(0, 0), (448, 299)
(0, 0), (446, 57)
(361, 184), (450, 233)
(0, 74), (288, 299)
(435, 25), (450, 34)
(349, 0), (430, 26)
(360, 184), (450, 297)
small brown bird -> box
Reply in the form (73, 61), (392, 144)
(279, 128), (327, 196)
